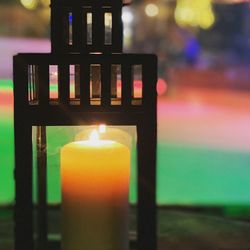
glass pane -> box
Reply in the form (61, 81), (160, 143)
(111, 64), (122, 105)
(49, 65), (58, 101)
(28, 65), (39, 105)
(105, 12), (112, 45)
(68, 12), (73, 46)
(69, 65), (75, 99)
(132, 65), (143, 105)
(32, 125), (137, 249)
(90, 64), (101, 105)
(87, 12), (92, 45)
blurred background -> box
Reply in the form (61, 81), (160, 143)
(1, 0), (250, 219)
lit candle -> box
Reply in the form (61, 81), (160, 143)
(75, 125), (134, 148)
(61, 129), (130, 250)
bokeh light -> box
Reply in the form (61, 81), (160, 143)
(175, 0), (215, 29)
(20, 0), (38, 10)
(123, 27), (132, 37)
(145, 3), (159, 17)
(157, 78), (168, 96)
(122, 9), (134, 24)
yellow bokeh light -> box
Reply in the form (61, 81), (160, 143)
(175, 0), (215, 29)
(145, 3), (159, 18)
(20, 0), (38, 10)
(199, 11), (215, 29)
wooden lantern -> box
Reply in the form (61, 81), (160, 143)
(14, 0), (157, 249)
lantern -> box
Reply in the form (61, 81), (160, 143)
(13, 0), (157, 250)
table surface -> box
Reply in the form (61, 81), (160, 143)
(1, 207), (250, 250)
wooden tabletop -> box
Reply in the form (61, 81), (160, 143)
(1, 207), (250, 250)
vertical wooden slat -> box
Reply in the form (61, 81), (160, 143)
(38, 64), (49, 107)
(82, 9), (88, 51)
(80, 61), (90, 107)
(51, 5), (63, 53)
(37, 126), (48, 250)
(59, 64), (70, 105)
(101, 62), (111, 106)
(15, 124), (34, 250)
(14, 56), (33, 250)
(137, 55), (158, 250)
(121, 63), (132, 107)
(73, 8), (83, 51)
(112, 7), (123, 52)
(51, 6), (69, 52)
(137, 118), (157, 250)
(92, 4), (104, 51)
(142, 55), (158, 109)
(63, 10), (70, 52)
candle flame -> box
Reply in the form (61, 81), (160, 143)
(89, 129), (99, 142)
(99, 124), (106, 134)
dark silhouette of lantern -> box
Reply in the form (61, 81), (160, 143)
(13, 0), (157, 249)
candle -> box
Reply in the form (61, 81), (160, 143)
(61, 129), (130, 250)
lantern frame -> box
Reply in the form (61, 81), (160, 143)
(14, 1), (157, 250)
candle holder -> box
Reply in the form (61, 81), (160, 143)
(13, 0), (157, 250)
